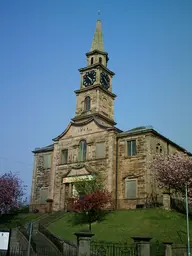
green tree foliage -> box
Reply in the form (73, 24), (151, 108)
(70, 174), (112, 230)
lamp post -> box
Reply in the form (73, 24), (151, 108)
(185, 184), (191, 256)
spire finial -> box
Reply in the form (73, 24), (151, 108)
(90, 15), (104, 51)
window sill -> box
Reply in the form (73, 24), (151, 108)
(58, 163), (68, 166)
(124, 155), (137, 159)
(95, 156), (106, 160)
(124, 198), (138, 200)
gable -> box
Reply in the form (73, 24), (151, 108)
(53, 118), (109, 141)
(64, 121), (103, 138)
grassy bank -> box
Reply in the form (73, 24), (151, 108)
(48, 208), (191, 244)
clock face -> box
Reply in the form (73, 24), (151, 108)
(83, 70), (96, 87)
(100, 72), (110, 90)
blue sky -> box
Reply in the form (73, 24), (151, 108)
(0, 0), (191, 199)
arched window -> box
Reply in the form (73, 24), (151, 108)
(84, 96), (91, 112)
(78, 140), (87, 162)
(91, 57), (94, 65)
(99, 57), (102, 64)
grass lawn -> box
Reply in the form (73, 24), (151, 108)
(0, 213), (42, 228)
(48, 208), (192, 244)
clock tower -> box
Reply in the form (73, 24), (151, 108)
(72, 18), (117, 126)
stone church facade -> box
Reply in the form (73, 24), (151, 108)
(30, 19), (190, 213)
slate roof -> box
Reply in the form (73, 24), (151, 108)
(32, 125), (191, 156)
(118, 125), (192, 156)
(32, 144), (54, 153)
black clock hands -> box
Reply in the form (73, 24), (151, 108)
(100, 72), (110, 90)
(83, 70), (96, 86)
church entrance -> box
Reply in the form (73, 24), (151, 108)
(62, 174), (93, 211)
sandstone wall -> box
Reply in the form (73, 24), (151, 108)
(75, 88), (114, 120)
(51, 122), (117, 211)
(117, 133), (147, 209)
(30, 152), (52, 206)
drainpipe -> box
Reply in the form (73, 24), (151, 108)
(115, 136), (119, 210)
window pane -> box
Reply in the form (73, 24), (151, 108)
(40, 188), (48, 204)
(96, 143), (105, 158)
(127, 140), (136, 156)
(83, 140), (87, 161)
(61, 149), (68, 164)
(132, 140), (136, 156)
(87, 98), (90, 111)
(126, 180), (136, 199)
(43, 154), (51, 169)
(78, 142), (82, 161)
(84, 97), (91, 111)
(79, 140), (87, 162)
(127, 141), (132, 156)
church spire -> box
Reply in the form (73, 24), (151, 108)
(91, 15), (104, 52)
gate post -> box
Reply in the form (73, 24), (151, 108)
(164, 242), (172, 256)
(163, 192), (171, 210)
(132, 237), (152, 256)
(75, 230), (94, 256)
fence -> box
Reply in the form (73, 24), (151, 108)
(39, 224), (63, 252)
(90, 240), (167, 256)
(18, 225), (36, 253)
(150, 241), (165, 256)
(171, 244), (192, 256)
(39, 224), (77, 256)
(91, 241), (136, 256)
(171, 197), (192, 215)
(0, 248), (28, 256)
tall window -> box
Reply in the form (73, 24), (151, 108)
(78, 140), (87, 162)
(127, 140), (136, 156)
(40, 187), (48, 204)
(91, 57), (94, 65)
(99, 57), (102, 64)
(43, 153), (51, 169)
(125, 179), (137, 199)
(61, 149), (68, 164)
(84, 96), (91, 112)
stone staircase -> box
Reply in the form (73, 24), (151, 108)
(32, 230), (61, 256)
(21, 211), (68, 255)
(38, 210), (66, 227)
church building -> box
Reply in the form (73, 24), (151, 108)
(30, 19), (190, 213)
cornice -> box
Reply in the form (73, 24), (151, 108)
(78, 63), (115, 76)
(74, 84), (117, 99)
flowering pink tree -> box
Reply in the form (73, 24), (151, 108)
(151, 152), (192, 199)
(0, 172), (26, 214)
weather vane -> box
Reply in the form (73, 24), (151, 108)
(98, 10), (101, 17)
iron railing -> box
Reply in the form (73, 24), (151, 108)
(18, 225), (36, 253)
(150, 241), (165, 256)
(0, 248), (28, 256)
(91, 241), (136, 256)
(38, 224), (77, 255)
(39, 224), (64, 252)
